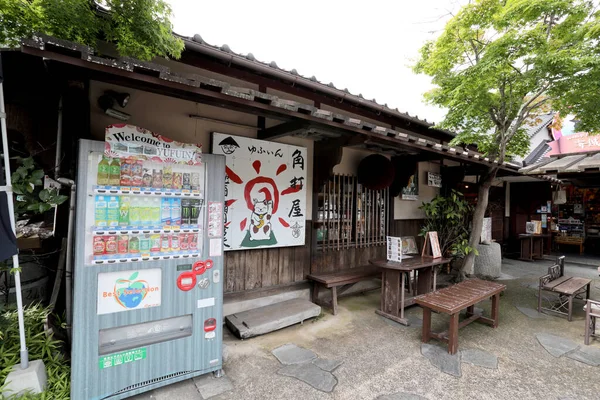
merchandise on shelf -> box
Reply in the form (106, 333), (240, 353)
(92, 231), (199, 262)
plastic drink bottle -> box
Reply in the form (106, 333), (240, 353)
(97, 156), (110, 185)
(129, 197), (141, 227)
(119, 196), (130, 227)
(141, 198), (153, 228)
(151, 198), (161, 227)
(161, 198), (171, 228)
(109, 158), (121, 186)
(106, 196), (120, 227)
(95, 196), (108, 227)
(170, 198), (181, 227)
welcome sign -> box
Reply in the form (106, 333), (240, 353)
(105, 124), (202, 165)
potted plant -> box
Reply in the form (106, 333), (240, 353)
(419, 190), (477, 278)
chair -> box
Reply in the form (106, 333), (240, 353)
(584, 299), (600, 345)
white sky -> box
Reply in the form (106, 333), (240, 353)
(168, 0), (467, 125)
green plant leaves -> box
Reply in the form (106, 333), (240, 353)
(0, 304), (70, 399)
(129, 271), (139, 281)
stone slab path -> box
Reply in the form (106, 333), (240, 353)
(516, 306), (548, 319)
(536, 332), (600, 367)
(271, 344), (343, 393)
(461, 348), (498, 369)
(421, 344), (500, 377)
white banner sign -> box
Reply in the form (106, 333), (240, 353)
(105, 124), (202, 165)
(97, 269), (161, 315)
(212, 133), (307, 251)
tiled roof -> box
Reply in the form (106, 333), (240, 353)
(179, 33), (452, 137)
(520, 151), (600, 175)
(19, 34), (519, 171)
(524, 113), (554, 138)
(523, 140), (551, 166)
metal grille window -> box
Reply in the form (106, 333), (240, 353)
(316, 174), (389, 250)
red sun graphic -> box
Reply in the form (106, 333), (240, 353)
(225, 162), (296, 232)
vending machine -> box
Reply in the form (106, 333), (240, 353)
(71, 126), (225, 400)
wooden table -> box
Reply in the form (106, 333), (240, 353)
(519, 234), (549, 261)
(555, 236), (584, 255)
(416, 279), (506, 354)
(369, 257), (451, 326)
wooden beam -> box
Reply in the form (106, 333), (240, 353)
(257, 121), (310, 140)
(21, 46), (515, 171)
(178, 51), (454, 142)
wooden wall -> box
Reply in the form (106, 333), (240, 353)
(311, 245), (386, 274)
(223, 223), (312, 294)
(309, 218), (425, 274)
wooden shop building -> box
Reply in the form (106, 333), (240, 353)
(1, 34), (537, 316)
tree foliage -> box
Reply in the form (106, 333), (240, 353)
(415, 0), (600, 162)
(414, 0), (600, 277)
(0, 0), (184, 61)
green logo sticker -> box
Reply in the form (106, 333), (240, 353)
(99, 348), (147, 369)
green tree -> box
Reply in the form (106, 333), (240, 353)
(0, 0), (184, 61)
(414, 0), (600, 277)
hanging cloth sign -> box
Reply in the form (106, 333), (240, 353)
(105, 124), (202, 165)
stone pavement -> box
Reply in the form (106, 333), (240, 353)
(133, 258), (600, 399)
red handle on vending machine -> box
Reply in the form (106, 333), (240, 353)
(176, 260), (212, 291)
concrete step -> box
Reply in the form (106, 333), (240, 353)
(225, 299), (321, 339)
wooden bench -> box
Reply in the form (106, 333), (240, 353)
(415, 279), (506, 355)
(307, 266), (381, 315)
(538, 256), (591, 321)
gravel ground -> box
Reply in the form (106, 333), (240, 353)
(139, 259), (600, 400)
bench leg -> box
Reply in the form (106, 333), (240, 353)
(586, 283), (591, 301)
(585, 305), (591, 345)
(537, 284), (542, 314)
(448, 313), (459, 355)
(466, 305), (474, 317)
(568, 295), (573, 322)
(422, 307), (432, 344)
(312, 283), (320, 303)
(491, 294), (500, 328)
(332, 286), (338, 316)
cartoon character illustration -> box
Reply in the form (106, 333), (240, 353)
(249, 195), (273, 241)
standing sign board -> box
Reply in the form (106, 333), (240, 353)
(71, 127), (225, 400)
(422, 231), (442, 258)
(212, 133), (307, 251)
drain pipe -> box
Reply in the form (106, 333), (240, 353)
(54, 97), (63, 179)
(57, 177), (75, 341)
(53, 94), (75, 341)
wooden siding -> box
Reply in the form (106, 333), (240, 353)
(223, 223), (312, 294)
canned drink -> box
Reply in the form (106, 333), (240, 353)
(189, 233), (198, 251)
(191, 173), (200, 191)
(161, 234), (171, 252)
(172, 172), (182, 190)
(150, 234), (161, 254)
(139, 234), (151, 257)
(105, 235), (118, 256)
(152, 169), (163, 189)
(182, 173), (191, 190)
(171, 233), (180, 251)
(181, 199), (191, 225)
(179, 233), (189, 251)
(117, 235), (129, 255)
(131, 160), (143, 186)
(93, 236), (105, 257)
